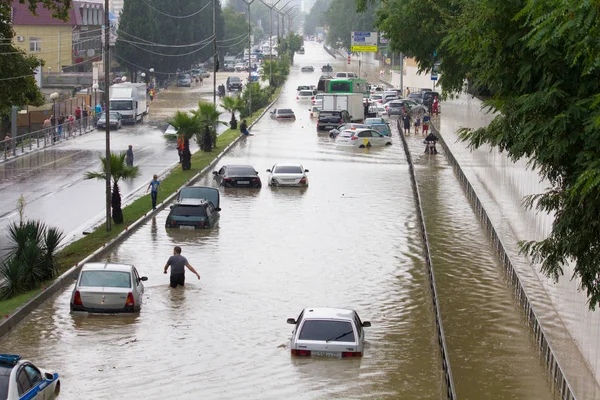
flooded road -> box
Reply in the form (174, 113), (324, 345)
(403, 129), (555, 399)
(0, 42), (445, 399)
(0, 74), (235, 256)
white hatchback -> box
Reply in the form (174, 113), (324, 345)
(335, 128), (392, 148)
(296, 90), (315, 101)
(287, 308), (371, 358)
(266, 164), (309, 187)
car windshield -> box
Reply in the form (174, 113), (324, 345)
(299, 320), (355, 342)
(79, 271), (132, 288)
(274, 165), (303, 174)
(170, 205), (207, 217)
(408, 93), (421, 99)
(320, 112), (340, 119)
(371, 94), (383, 100)
(179, 74), (191, 80)
(278, 109), (294, 115)
(339, 131), (354, 138)
(370, 124), (390, 134)
(299, 91), (313, 96)
(110, 101), (132, 111)
(228, 167), (256, 176)
(229, 77), (241, 82)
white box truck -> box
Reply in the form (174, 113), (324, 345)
(109, 82), (148, 124)
(321, 93), (364, 122)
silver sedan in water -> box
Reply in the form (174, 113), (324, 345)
(267, 164), (309, 187)
(70, 263), (148, 313)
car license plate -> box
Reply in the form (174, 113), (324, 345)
(283, 179), (296, 182)
(237, 181), (250, 184)
(312, 351), (341, 358)
(179, 225), (195, 230)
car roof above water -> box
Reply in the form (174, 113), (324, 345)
(301, 308), (357, 320)
(81, 263), (134, 272)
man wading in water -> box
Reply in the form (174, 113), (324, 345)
(164, 246), (201, 288)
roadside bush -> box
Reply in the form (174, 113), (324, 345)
(240, 83), (275, 118)
(0, 220), (64, 299)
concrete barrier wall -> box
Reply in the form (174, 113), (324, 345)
(397, 120), (457, 400)
(0, 91), (282, 338)
(431, 123), (577, 400)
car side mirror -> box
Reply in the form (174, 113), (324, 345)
(170, 205), (175, 209)
(266, 169), (271, 172)
(304, 169), (309, 172)
(287, 318), (296, 324)
(362, 321), (371, 328)
(44, 372), (54, 380)
(140, 276), (148, 281)
(212, 171), (218, 175)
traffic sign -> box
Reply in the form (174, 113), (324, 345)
(431, 76), (438, 81)
(351, 31), (378, 52)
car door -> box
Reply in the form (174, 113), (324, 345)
(18, 364), (46, 400)
(370, 130), (386, 146)
(356, 130), (373, 146)
(215, 167), (226, 186)
(207, 202), (220, 226)
(133, 267), (144, 302)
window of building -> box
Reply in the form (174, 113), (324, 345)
(29, 38), (41, 52)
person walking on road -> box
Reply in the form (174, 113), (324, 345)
(402, 114), (411, 135)
(146, 174), (160, 210)
(126, 145), (134, 167)
(164, 246), (201, 288)
(406, 87), (411, 97)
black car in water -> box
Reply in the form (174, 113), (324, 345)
(166, 198), (220, 229)
(213, 165), (262, 188)
(226, 76), (243, 91)
(317, 110), (351, 131)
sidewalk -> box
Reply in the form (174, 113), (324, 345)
(1, 117), (96, 164)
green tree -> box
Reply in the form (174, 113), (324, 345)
(358, 0), (600, 308)
(259, 58), (289, 87)
(221, 95), (245, 129)
(192, 102), (227, 150)
(325, 0), (377, 50)
(167, 111), (201, 163)
(84, 153), (140, 224)
(221, 6), (249, 57)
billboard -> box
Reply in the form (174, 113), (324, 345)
(351, 31), (378, 52)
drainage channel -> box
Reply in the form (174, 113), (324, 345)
(397, 120), (457, 400)
(398, 117), (570, 399)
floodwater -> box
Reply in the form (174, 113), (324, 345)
(0, 42), (569, 399)
(402, 127), (556, 399)
(0, 43), (444, 399)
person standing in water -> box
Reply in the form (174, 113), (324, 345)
(164, 246), (201, 288)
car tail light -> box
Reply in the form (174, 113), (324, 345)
(74, 290), (82, 305)
(296, 96), (299, 100)
(170, 219), (177, 226)
(291, 349), (311, 356)
(299, 177), (307, 184)
(339, 119), (343, 123)
(311, 96), (315, 100)
(224, 177), (233, 182)
(341, 352), (362, 358)
(252, 177), (261, 183)
(351, 136), (358, 140)
(197, 221), (206, 228)
(125, 292), (135, 307)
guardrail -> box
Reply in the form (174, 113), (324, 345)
(1, 116), (96, 161)
(431, 123), (577, 400)
(396, 120), (457, 400)
(322, 45), (337, 59)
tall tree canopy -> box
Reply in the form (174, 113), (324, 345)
(358, 0), (600, 308)
(0, 0), (71, 117)
(116, 0), (224, 76)
(324, 0), (377, 50)
(303, 0), (331, 36)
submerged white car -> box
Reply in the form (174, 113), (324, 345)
(0, 354), (61, 400)
(267, 164), (309, 187)
(334, 128), (392, 148)
(70, 263), (148, 313)
(287, 308), (371, 358)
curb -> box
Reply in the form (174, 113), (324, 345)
(0, 90), (283, 338)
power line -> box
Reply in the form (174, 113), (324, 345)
(0, 74), (36, 81)
(139, 0), (212, 19)
(216, 32), (248, 43)
(118, 29), (213, 48)
(118, 36), (214, 57)
(217, 34), (249, 49)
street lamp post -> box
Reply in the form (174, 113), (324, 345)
(140, 72), (146, 83)
(283, 6), (298, 37)
(149, 68), (155, 87)
(50, 92), (59, 143)
(213, 0), (217, 105)
(92, 83), (98, 109)
(240, 0), (256, 117)
(259, 0), (282, 86)
(275, 1), (292, 46)
(103, 0), (111, 232)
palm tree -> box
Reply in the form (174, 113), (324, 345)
(192, 102), (227, 151)
(167, 111), (202, 170)
(221, 95), (245, 130)
(260, 59), (288, 87)
(84, 152), (140, 223)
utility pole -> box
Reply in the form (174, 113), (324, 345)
(103, 0), (111, 231)
(260, 0), (282, 86)
(241, 0), (255, 116)
(213, 0), (217, 104)
(399, 53), (404, 94)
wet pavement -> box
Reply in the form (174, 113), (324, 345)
(0, 42), (581, 399)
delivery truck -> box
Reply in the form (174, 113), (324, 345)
(109, 82), (148, 124)
(321, 93), (364, 122)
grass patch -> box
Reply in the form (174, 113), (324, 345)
(0, 88), (281, 317)
(0, 289), (42, 317)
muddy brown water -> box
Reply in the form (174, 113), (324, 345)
(0, 43), (562, 399)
